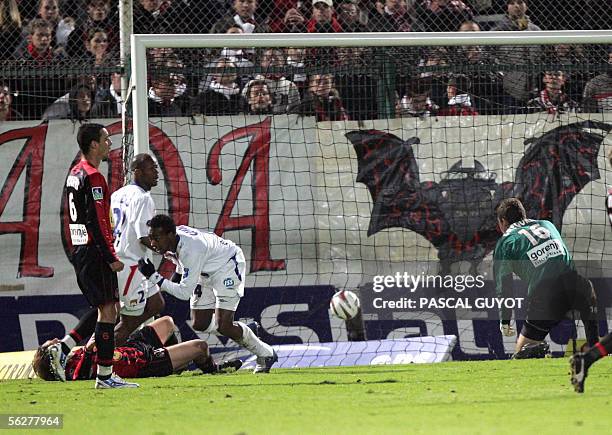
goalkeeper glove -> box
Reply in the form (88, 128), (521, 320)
(138, 258), (164, 286)
(499, 320), (516, 337)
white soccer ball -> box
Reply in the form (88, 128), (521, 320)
(329, 290), (360, 320)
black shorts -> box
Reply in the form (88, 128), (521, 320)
(522, 270), (595, 341)
(126, 326), (173, 378)
(71, 246), (119, 307)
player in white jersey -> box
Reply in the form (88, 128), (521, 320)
(137, 214), (278, 373)
(111, 154), (165, 345)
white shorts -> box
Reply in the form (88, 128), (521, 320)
(118, 264), (160, 316)
(190, 250), (246, 312)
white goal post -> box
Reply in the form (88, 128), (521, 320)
(124, 30), (612, 360)
(129, 30), (612, 154)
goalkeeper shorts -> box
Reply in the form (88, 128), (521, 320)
(522, 270), (595, 341)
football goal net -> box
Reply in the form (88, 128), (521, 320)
(126, 30), (612, 364)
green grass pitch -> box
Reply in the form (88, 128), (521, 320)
(1, 358), (611, 434)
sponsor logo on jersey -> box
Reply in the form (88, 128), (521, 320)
(92, 187), (103, 201)
(223, 278), (234, 288)
(527, 239), (564, 267)
(69, 224), (88, 245)
(183, 268), (190, 279)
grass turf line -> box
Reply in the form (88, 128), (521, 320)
(0, 359), (611, 434)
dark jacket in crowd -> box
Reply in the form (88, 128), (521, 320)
(199, 88), (242, 115)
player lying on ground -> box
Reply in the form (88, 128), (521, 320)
(570, 333), (612, 393)
(138, 214), (278, 373)
(33, 316), (242, 381)
(494, 198), (598, 357)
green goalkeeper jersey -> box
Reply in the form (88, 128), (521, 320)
(493, 219), (573, 297)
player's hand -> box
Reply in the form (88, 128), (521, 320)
(138, 258), (165, 287)
(137, 258), (156, 278)
(500, 320), (516, 337)
(110, 260), (124, 272)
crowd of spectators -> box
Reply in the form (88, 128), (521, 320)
(0, 0), (610, 121)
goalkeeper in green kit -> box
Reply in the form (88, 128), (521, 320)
(493, 198), (598, 361)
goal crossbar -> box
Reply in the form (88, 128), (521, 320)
(130, 30), (612, 154)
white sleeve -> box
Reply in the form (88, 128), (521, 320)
(132, 196), (156, 240)
(158, 277), (196, 300)
(158, 252), (202, 300)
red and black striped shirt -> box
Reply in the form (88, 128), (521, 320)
(65, 346), (150, 380)
(66, 159), (118, 263)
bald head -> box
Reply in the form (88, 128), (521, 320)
(131, 153), (159, 191)
(130, 153), (154, 171)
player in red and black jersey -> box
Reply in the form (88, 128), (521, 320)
(67, 125), (120, 274)
(47, 123), (136, 388)
(568, 150), (612, 393)
(33, 317), (241, 381)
